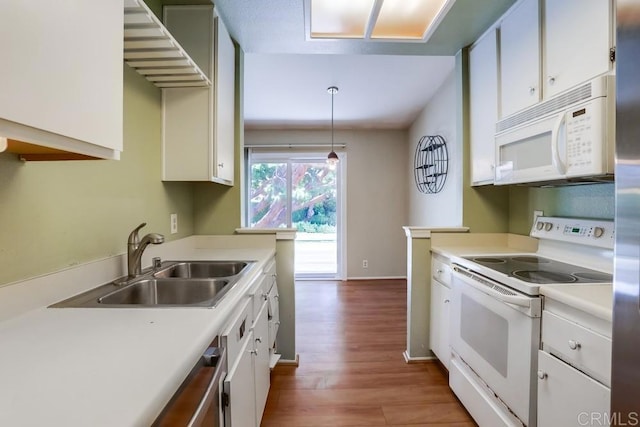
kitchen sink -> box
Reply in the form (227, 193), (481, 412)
(98, 278), (230, 306)
(154, 261), (249, 279)
(50, 260), (256, 308)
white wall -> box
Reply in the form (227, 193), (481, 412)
(407, 71), (462, 227)
(245, 129), (408, 279)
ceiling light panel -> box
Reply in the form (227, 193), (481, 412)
(371, 0), (449, 39)
(311, 0), (376, 38)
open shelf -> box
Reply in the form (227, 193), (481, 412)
(123, 0), (211, 88)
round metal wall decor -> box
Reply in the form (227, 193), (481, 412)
(414, 135), (448, 194)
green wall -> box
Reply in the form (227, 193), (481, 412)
(508, 184), (615, 235)
(0, 66), (194, 286)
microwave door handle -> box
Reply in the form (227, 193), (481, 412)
(551, 113), (567, 175)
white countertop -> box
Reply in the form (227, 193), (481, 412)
(540, 283), (613, 322)
(431, 245), (533, 258)
(0, 236), (275, 426)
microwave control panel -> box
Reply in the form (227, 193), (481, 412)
(565, 99), (606, 171)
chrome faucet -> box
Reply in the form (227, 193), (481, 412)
(126, 223), (164, 279)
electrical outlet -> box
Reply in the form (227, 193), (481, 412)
(362, 259), (368, 269)
(170, 213), (178, 234)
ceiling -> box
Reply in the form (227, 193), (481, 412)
(211, 0), (516, 130)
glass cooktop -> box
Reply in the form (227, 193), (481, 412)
(464, 255), (612, 284)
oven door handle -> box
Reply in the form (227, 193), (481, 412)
(453, 267), (531, 308)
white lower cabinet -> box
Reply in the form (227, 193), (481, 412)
(268, 279), (280, 351)
(223, 259), (279, 427)
(224, 329), (257, 427)
(537, 350), (610, 427)
(430, 253), (452, 369)
(538, 295), (612, 426)
(253, 300), (271, 426)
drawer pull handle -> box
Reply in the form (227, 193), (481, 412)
(444, 299), (450, 304)
(436, 269), (443, 274)
(255, 337), (262, 344)
(568, 340), (581, 350)
(262, 293), (269, 301)
(537, 370), (548, 380)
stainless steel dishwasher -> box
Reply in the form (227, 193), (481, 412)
(153, 341), (227, 427)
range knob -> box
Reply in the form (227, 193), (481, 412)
(593, 227), (605, 238)
(536, 222), (544, 231)
(544, 222), (553, 231)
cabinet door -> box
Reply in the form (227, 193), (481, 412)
(544, 0), (612, 98)
(162, 87), (213, 181)
(537, 350), (610, 426)
(0, 0), (123, 157)
(213, 15), (236, 185)
(469, 29), (499, 186)
(268, 280), (280, 349)
(430, 279), (451, 369)
(500, 0), (540, 117)
(253, 302), (270, 426)
(224, 331), (257, 427)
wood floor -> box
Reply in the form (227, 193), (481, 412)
(261, 279), (476, 427)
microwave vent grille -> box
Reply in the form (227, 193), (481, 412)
(497, 82), (592, 132)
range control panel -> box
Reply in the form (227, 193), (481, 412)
(530, 216), (614, 249)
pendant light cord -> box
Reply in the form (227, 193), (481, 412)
(331, 90), (335, 152)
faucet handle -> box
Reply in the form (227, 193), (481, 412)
(128, 222), (147, 245)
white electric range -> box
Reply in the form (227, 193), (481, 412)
(448, 216), (614, 427)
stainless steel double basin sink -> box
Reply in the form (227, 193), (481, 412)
(51, 261), (255, 308)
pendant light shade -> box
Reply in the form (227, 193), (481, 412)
(327, 86), (339, 170)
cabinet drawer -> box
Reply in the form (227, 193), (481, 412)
(542, 310), (611, 386)
(432, 255), (452, 287)
(221, 299), (252, 365)
(537, 350), (610, 426)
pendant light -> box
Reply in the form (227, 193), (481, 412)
(327, 86), (339, 170)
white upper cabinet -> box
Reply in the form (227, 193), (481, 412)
(500, 0), (613, 119)
(500, 0), (541, 118)
(543, 0), (613, 98)
(162, 5), (235, 185)
(0, 1), (123, 160)
(469, 29), (500, 185)
(214, 16), (236, 184)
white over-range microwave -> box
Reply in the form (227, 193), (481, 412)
(494, 75), (615, 186)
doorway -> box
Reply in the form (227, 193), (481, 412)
(247, 151), (344, 279)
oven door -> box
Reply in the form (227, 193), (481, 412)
(450, 266), (541, 425)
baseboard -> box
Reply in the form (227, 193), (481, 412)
(403, 350), (436, 364)
(276, 354), (300, 367)
(346, 276), (407, 281)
